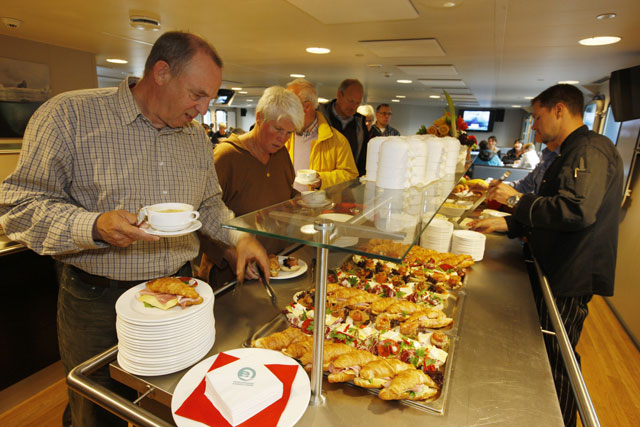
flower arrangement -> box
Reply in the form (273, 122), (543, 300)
(417, 91), (477, 149)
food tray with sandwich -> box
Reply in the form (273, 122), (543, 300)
(248, 244), (473, 415)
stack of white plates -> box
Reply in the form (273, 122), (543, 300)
(115, 278), (215, 376)
(420, 218), (454, 252)
(451, 230), (487, 261)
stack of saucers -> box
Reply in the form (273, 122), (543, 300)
(451, 230), (486, 261)
(115, 278), (215, 376)
(420, 218), (454, 252)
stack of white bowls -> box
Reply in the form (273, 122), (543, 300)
(424, 136), (445, 184)
(406, 136), (429, 187)
(364, 137), (385, 181)
(420, 218), (454, 252)
(376, 137), (409, 189)
(441, 137), (461, 177)
(451, 230), (487, 261)
(115, 278), (215, 376)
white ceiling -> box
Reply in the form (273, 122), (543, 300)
(1, 0), (639, 110)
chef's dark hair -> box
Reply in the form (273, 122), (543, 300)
(144, 31), (223, 77)
(532, 84), (584, 116)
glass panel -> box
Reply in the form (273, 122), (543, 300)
(223, 171), (466, 263)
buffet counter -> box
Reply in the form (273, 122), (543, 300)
(107, 233), (564, 426)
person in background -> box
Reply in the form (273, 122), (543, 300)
(0, 31), (269, 427)
(370, 103), (400, 137)
(357, 104), (376, 131)
(471, 84), (623, 427)
(212, 122), (227, 144)
(508, 140), (560, 193)
(516, 142), (540, 169)
(473, 139), (504, 166)
(197, 86), (302, 286)
(502, 138), (523, 166)
(318, 79), (370, 176)
(488, 135), (502, 158)
(285, 78), (358, 193)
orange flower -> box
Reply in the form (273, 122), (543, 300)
(427, 126), (438, 135)
(438, 124), (450, 136)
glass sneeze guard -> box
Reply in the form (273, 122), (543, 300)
(223, 172), (465, 263)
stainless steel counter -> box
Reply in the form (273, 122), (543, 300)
(109, 233), (564, 426)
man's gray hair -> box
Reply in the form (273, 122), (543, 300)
(286, 78), (318, 109)
(144, 31), (223, 77)
(257, 86), (304, 131)
(338, 79), (363, 94)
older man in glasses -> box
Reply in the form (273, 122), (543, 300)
(370, 103), (400, 138)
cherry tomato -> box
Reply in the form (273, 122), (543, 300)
(301, 318), (314, 334)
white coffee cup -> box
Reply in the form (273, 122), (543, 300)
(296, 169), (317, 183)
(141, 203), (199, 232)
(302, 190), (326, 204)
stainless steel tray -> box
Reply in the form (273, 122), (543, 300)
(246, 288), (465, 415)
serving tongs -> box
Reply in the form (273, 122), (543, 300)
(256, 263), (278, 308)
(456, 171), (511, 224)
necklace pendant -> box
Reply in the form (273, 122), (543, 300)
(266, 172), (270, 177)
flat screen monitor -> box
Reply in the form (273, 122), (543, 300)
(460, 110), (493, 132)
(213, 88), (235, 105)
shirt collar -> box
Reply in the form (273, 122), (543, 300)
(297, 117), (318, 137)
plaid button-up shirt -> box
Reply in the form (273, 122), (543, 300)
(0, 77), (239, 280)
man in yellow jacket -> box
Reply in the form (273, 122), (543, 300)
(286, 78), (358, 192)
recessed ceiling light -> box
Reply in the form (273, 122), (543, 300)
(429, 95), (441, 99)
(392, 99), (400, 103)
(231, 87), (242, 91)
(558, 80), (580, 84)
(511, 105), (521, 108)
(306, 47), (331, 54)
(368, 64), (382, 68)
(596, 13), (616, 20)
(423, 0), (463, 8)
(524, 96), (534, 100)
(578, 36), (621, 46)
(318, 97), (329, 103)
(239, 91), (248, 94)
(397, 79), (412, 84)
(396, 95), (406, 98)
(289, 73), (306, 78)
(106, 58), (128, 64)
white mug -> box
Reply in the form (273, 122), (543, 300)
(296, 169), (317, 183)
(302, 190), (326, 204)
(140, 203), (199, 232)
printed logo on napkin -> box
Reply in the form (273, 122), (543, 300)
(234, 367), (257, 385)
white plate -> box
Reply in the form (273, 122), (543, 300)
(171, 348), (310, 427)
(294, 176), (320, 186)
(142, 220), (202, 237)
(297, 199), (333, 208)
(115, 278), (213, 324)
(272, 256), (308, 280)
(318, 213), (353, 222)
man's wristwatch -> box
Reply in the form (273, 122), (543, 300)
(507, 193), (521, 208)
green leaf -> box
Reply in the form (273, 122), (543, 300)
(444, 90), (456, 137)
(143, 302), (156, 309)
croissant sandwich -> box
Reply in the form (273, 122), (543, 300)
(353, 359), (415, 389)
(137, 277), (203, 310)
(378, 369), (439, 401)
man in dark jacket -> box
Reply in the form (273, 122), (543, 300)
(318, 79), (370, 175)
(471, 84), (623, 427)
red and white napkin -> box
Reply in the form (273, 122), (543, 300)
(174, 352), (298, 427)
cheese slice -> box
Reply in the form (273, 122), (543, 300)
(138, 294), (178, 310)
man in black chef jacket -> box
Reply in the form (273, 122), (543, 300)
(471, 84), (623, 427)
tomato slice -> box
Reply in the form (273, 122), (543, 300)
(301, 318), (314, 334)
(376, 339), (399, 357)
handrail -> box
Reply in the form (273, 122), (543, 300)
(531, 256), (600, 427)
(67, 346), (173, 427)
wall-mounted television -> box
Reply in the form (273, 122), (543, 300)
(459, 109), (494, 132)
(213, 88), (235, 105)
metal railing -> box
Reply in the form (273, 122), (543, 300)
(531, 256), (600, 427)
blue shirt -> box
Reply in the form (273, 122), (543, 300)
(510, 147), (560, 193)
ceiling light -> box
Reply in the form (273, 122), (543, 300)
(246, 99), (254, 102)
(422, 0), (464, 8)
(129, 13), (161, 31)
(596, 13), (616, 20)
(239, 91), (248, 94)
(106, 58), (128, 64)
(289, 73), (306, 78)
(558, 80), (580, 84)
(429, 95), (441, 99)
(392, 99), (400, 103)
(578, 36), (621, 46)
(306, 47), (331, 54)
(511, 105), (521, 108)
(231, 87), (242, 91)
(397, 79), (412, 84)
(318, 97), (329, 103)
(368, 64), (383, 68)
(396, 95), (406, 98)
(524, 96), (534, 100)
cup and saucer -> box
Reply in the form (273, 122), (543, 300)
(138, 203), (202, 237)
(297, 190), (332, 208)
(294, 168), (320, 187)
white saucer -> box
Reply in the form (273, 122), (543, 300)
(143, 220), (202, 237)
(294, 176), (320, 186)
(297, 199), (333, 208)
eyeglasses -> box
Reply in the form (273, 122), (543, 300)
(379, 112), (392, 116)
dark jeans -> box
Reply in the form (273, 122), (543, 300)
(57, 262), (191, 427)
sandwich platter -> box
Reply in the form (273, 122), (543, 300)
(115, 278), (216, 376)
